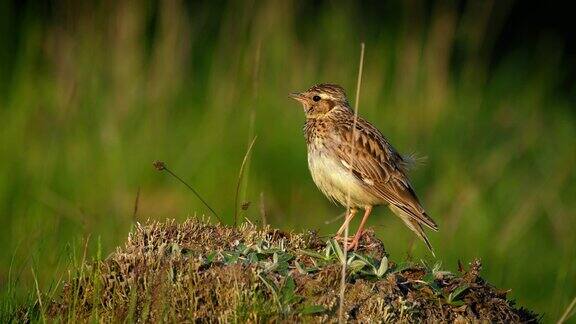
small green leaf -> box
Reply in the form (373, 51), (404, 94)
(204, 251), (217, 264)
(300, 305), (326, 315)
(235, 243), (248, 254)
(276, 252), (294, 263)
(448, 283), (469, 303)
(247, 252), (259, 263)
(391, 261), (413, 273)
(263, 261), (278, 273)
(273, 252), (278, 264)
(354, 253), (378, 273)
(280, 276), (296, 301)
(432, 262), (442, 274)
(223, 251), (240, 264)
(429, 281), (442, 294)
(262, 248), (282, 255)
(298, 249), (326, 260)
(448, 300), (465, 307)
(329, 240), (345, 264)
(254, 242), (263, 253)
(276, 262), (290, 275)
(346, 255), (356, 265)
(349, 259), (367, 273)
(258, 273), (278, 296)
(324, 244), (332, 259)
(294, 260), (307, 274)
(376, 256), (389, 277)
(422, 272), (435, 284)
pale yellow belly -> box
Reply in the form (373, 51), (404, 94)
(307, 151), (382, 208)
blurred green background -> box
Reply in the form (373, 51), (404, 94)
(1, 0), (574, 320)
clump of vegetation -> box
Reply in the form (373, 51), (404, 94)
(35, 219), (537, 322)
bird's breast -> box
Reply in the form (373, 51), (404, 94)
(307, 144), (381, 208)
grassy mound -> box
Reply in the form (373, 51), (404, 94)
(42, 219), (537, 322)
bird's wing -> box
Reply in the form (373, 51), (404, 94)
(329, 117), (438, 231)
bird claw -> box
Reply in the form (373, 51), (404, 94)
(333, 235), (352, 242)
(347, 239), (361, 251)
(333, 235), (361, 250)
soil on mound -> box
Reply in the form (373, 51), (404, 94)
(46, 218), (538, 322)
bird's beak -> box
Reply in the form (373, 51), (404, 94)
(289, 92), (308, 103)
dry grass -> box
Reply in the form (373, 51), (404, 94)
(14, 218), (540, 322)
(1, 1), (574, 319)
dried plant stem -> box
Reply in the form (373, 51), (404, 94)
(353, 44), (366, 118)
(32, 266), (46, 323)
(339, 42), (365, 324)
(132, 187), (140, 223)
(153, 161), (222, 223)
(558, 295), (576, 324)
(238, 43), (261, 225)
(234, 136), (258, 227)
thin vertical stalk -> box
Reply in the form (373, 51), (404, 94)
(234, 136), (258, 227)
(339, 42), (365, 323)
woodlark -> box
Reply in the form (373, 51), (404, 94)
(290, 83), (438, 254)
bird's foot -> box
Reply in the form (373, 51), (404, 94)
(347, 237), (361, 250)
(333, 235), (353, 243)
(333, 235), (360, 250)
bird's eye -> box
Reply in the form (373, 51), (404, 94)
(312, 95), (321, 102)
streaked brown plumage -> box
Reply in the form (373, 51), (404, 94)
(290, 83), (438, 254)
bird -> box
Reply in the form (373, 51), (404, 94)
(289, 83), (438, 255)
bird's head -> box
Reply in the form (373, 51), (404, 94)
(290, 83), (350, 118)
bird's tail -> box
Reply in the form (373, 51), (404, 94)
(389, 204), (436, 257)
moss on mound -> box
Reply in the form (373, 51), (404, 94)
(46, 219), (538, 322)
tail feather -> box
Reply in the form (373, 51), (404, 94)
(397, 204), (438, 231)
(389, 204), (436, 257)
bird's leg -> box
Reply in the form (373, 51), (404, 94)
(334, 208), (357, 239)
(348, 206), (373, 250)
